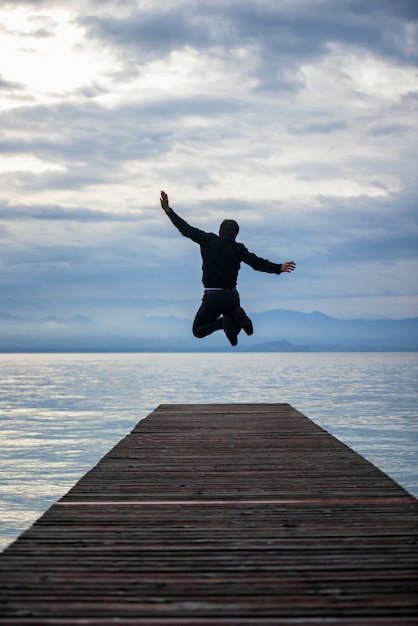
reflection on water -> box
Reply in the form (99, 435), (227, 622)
(0, 352), (417, 550)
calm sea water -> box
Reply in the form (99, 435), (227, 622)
(1, 352), (417, 551)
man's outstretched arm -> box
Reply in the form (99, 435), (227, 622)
(160, 190), (208, 244)
(241, 246), (296, 275)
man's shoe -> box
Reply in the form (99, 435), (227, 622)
(234, 306), (253, 335)
(222, 316), (238, 346)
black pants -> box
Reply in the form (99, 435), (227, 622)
(193, 289), (240, 338)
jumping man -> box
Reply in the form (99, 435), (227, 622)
(160, 190), (296, 346)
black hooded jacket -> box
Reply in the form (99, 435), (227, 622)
(167, 209), (282, 289)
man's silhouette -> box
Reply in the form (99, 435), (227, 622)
(160, 190), (296, 346)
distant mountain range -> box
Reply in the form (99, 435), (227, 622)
(249, 309), (418, 351)
(0, 308), (417, 352)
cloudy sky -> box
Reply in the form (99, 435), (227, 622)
(1, 0), (417, 336)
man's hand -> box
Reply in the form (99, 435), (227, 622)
(281, 261), (296, 273)
(160, 190), (170, 213)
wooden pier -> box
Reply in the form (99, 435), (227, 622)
(0, 403), (417, 625)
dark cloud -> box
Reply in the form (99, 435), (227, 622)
(1, 1), (46, 5)
(366, 123), (412, 137)
(0, 203), (139, 222)
(79, 0), (418, 71)
(0, 95), (240, 172)
(354, 0), (418, 21)
(0, 75), (35, 106)
(0, 76), (27, 92)
(290, 121), (349, 135)
(307, 191), (418, 263)
(81, 9), (209, 59)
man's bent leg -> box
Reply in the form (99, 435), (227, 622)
(192, 293), (223, 338)
(222, 316), (239, 346)
(221, 290), (241, 346)
(234, 306), (254, 335)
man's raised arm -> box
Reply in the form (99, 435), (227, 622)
(160, 190), (208, 244)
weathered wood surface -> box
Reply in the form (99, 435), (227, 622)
(0, 403), (417, 625)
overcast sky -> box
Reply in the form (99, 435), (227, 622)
(1, 0), (417, 335)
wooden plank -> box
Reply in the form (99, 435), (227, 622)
(0, 403), (417, 624)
